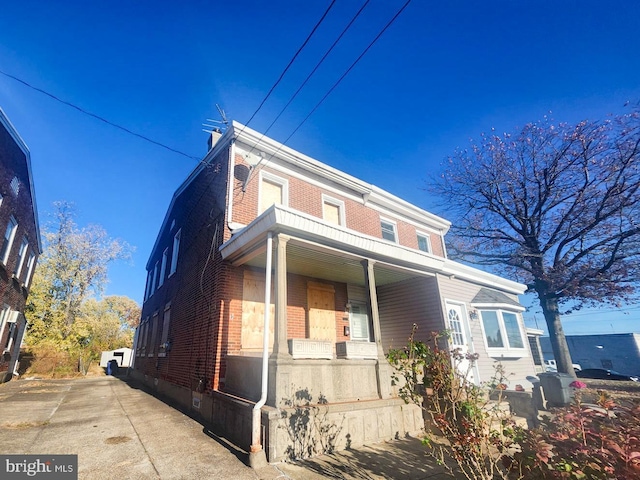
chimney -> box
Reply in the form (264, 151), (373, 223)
(208, 127), (222, 150)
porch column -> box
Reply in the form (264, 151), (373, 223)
(268, 234), (292, 408)
(272, 234), (290, 357)
(361, 259), (392, 399)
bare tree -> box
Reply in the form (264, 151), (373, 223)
(433, 109), (640, 374)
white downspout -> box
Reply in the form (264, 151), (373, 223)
(249, 231), (273, 467)
(226, 141), (236, 230)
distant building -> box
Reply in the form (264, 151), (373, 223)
(540, 333), (640, 375)
(100, 348), (133, 368)
(0, 108), (41, 382)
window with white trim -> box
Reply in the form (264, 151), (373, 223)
(380, 218), (397, 242)
(158, 248), (168, 288)
(169, 229), (181, 276)
(24, 252), (36, 286)
(1, 216), (18, 265)
(349, 303), (370, 341)
(322, 195), (345, 227)
(479, 309), (527, 356)
(14, 237), (28, 277)
(259, 171), (288, 214)
(417, 232), (431, 253)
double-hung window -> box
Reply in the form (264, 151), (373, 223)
(417, 232), (431, 253)
(1, 216), (18, 265)
(14, 237), (28, 278)
(158, 248), (168, 288)
(380, 218), (397, 242)
(479, 308), (527, 357)
(169, 229), (181, 276)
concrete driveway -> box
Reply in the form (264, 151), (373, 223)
(0, 375), (446, 480)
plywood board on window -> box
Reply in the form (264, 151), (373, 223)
(242, 270), (274, 352)
(307, 282), (336, 342)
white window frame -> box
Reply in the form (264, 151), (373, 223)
(477, 305), (528, 358)
(416, 231), (432, 253)
(348, 302), (370, 341)
(14, 237), (28, 278)
(1, 216), (18, 265)
(321, 194), (346, 227)
(380, 217), (398, 243)
(158, 248), (168, 288)
(258, 171), (288, 214)
(24, 251), (36, 287)
(169, 229), (181, 276)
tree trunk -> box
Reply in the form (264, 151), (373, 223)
(538, 291), (576, 378)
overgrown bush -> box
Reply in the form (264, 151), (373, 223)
(388, 325), (521, 480)
(388, 325), (640, 480)
(510, 387), (640, 479)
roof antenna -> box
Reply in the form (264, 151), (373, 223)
(203, 104), (229, 134)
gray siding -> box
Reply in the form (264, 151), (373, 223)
(436, 275), (536, 388)
(377, 276), (444, 353)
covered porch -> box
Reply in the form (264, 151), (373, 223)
(219, 204), (446, 408)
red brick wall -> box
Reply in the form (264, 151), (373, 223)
(231, 154), (446, 257)
(0, 120), (39, 373)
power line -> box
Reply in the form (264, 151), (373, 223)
(244, 0), (372, 157)
(244, 0), (414, 188)
(0, 69), (200, 161)
(242, 0), (337, 129)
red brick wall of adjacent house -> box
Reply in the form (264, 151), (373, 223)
(230, 154), (446, 257)
(0, 121), (39, 373)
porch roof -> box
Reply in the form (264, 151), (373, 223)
(219, 205), (526, 294)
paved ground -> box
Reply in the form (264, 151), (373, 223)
(0, 375), (447, 480)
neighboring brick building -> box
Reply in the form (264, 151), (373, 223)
(0, 108), (41, 382)
(132, 122), (535, 463)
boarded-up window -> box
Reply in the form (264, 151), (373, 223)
(307, 282), (336, 342)
(260, 178), (283, 213)
(323, 201), (341, 225)
(241, 270), (274, 351)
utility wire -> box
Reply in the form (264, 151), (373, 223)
(242, 0), (337, 129)
(244, 0), (414, 188)
(244, 0), (372, 157)
(0, 69), (200, 161)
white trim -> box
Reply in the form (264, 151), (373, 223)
(444, 299), (480, 385)
(321, 194), (346, 227)
(158, 248), (168, 287)
(169, 229), (181, 276)
(1, 216), (18, 265)
(470, 302), (526, 312)
(14, 236), (28, 277)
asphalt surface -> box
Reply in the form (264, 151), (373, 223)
(0, 375), (447, 480)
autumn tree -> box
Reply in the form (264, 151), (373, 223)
(433, 109), (640, 375)
(25, 202), (138, 373)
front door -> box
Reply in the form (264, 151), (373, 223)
(445, 302), (476, 384)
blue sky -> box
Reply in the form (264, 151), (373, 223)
(1, 1), (639, 335)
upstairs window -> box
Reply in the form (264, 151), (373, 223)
(259, 172), (288, 214)
(322, 195), (345, 227)
(150, 262), (159, 297)
(169, 229), (181, 276)
(24, 252), (36, 287)
(1, 216), (18, 265)
(417, 232), (431, 253)
(380, 219), (397, 242)
(158, 248), (168, 288)
(14, 237), (28, 277)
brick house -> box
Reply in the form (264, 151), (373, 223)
(132, 121), (535, 463)
(0, 108), (41, 382)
